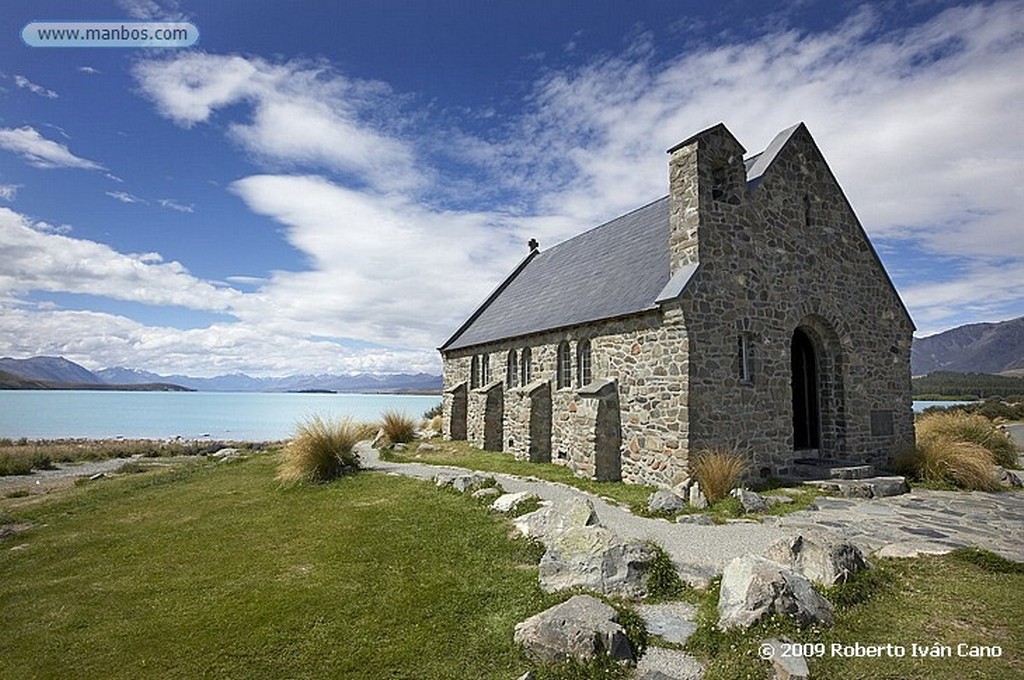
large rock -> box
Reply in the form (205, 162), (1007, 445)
(763, 532), (870, 586)
(434, 471), (495, 493)
(513, 594), (633, 664)
(717, 555), (834, 630)
(648, 489), (687, 514)
(538, 525), (656, 597)
(513, 497), (599, 543)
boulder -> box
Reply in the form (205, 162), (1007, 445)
(513, 497), (600, 543)
(648, 489), (687, 514)
(513, 594), (633, 664)
(717, 555), (834, 630)
(763, 532), (870, 586)
(688, 482), (708, 509)
(538, 525), (656, 597)
(491, 491), (537, 514)
(370, 428), (386, 448)
(433, 471), (494, 493)
(731, 488), (770, 514)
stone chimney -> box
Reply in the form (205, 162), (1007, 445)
(666, 123), (746, 272)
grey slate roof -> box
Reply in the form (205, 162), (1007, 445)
(441, 197), (671, 351)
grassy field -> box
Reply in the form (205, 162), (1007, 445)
(0, 453), (555, 679)
(3, 444), (1021, 679)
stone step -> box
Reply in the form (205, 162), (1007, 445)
(791, 458), (875, 481)
(805, 475), (909, 499)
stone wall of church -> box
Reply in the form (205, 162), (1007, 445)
(668, 124), (915, 478)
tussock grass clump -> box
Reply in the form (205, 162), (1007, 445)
(892, 439), (1000, 491)
(380, 409), (417, 444)
(690, 448), (748, 504)
(916, 410), (1019, 468)
(277, 415), (369, 484)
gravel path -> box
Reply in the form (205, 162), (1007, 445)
(358, 441), (1024, 577)
(357, 441), (785, 584)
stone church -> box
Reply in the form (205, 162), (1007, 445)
(439, 122), (914, 488)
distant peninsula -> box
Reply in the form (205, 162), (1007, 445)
(0, 368), (193, 392)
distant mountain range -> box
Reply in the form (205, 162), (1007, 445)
(0, 356), (442, 393)
(912, 316), (1024, 376)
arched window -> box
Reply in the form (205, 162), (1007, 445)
(480, 354), (491, 385)
(577, 339), (592, 386)
(506, 350), (519, 388)
(520, 347), (532, 385)
(470, 355), (480, 389)
(557, 341), (572, 389)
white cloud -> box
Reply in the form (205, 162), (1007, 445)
(0, 184), (18, 201)
(496, 1), (1024, 332)
(229, 174), (520, 349)
(78, 66), (101, 75)
(117, 0), (185, 21)
(134, 53), (422, 193)
(14, 75), (58, 99)
(0, 126), (104, 170)
(106, 190), (147, 204)
(157, 198), (194, 213)
(0, 207), (238, 311)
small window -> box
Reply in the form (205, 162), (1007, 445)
(480, 354), (491, 385)
(577, 339), (592, 386)
(738, 334), (752, 383)
(506, 350), (519, 388)
(470, 355), (480, 389)
(556, 341), (572, 389)
(520, 347), (532, 385)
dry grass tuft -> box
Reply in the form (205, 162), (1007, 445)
(380, 410), (417, 444)
(691, 448), (748, 503)
(892, 438), (1000, 491)
(916, 411), (1018, 468)
(277, 415), (371, 484)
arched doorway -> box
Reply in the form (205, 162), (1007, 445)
(791, 328), (820, 450)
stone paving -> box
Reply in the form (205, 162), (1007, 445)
(770, 488), (1024, 562)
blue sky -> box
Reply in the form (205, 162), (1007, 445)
(1, 0), (1022, 377)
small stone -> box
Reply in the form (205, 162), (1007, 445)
(416, 443), (439, 453)
(676, 514), (714, 526)
(688, 482), (708, 509)
(471, 487), (501, 500)
(491, 491), (535, 514)
(637, 602), (698, 646)
(762, 638), (810, 680)
(648, 489), (687, 513)
(89, 473), (106, 481)
(731, 488), (770, 513)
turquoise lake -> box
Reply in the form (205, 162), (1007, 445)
(0, 391), (443, 441)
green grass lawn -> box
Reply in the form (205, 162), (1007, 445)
(0, 454), (554, 679)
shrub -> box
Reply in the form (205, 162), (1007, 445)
(645, 543), (686, 600)
(892, 438), (1000, 491)
(916, 410), (1019, 469)
(423, 402), (443, 419)
(690, 448), (748, 504)
(277, 415), (367, 484)
(380, 409), (417, 444)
